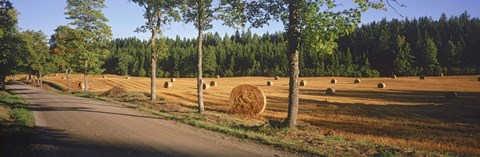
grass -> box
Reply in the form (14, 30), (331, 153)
(42, 80), (65, 91)
(0, 90), (35, 156)
(0, 91), (34, 127)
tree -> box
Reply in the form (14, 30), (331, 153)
(20, 30), (51, 87)
(130, 0), (181, 101)
(182, 0), (246, 112)
(0, 0), (19, 90)
(247, 0), (385, 128)
(50, 25), (86, 92)
(393, 35), (415, 76)
(65, 0), (112, 91)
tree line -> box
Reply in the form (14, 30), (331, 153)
(105, 11), (480, 78)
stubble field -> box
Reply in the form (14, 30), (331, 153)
(42, 74), (480, 155)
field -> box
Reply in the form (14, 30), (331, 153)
(37, 74), (480, 155)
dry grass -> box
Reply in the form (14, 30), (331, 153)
(39, 74), (480, 156)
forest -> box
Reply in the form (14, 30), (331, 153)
(104, 12), (480, 78)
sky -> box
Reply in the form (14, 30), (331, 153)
(12, 0), (480, 40)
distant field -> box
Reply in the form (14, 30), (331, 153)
(30, 74), (480, 155)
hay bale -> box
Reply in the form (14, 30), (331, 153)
(216, 75), (220, 79)
(377, 83), (386, 89)
(267, 81), (273, 86)
(103, 86), (126, 97)
(326, 88), (336, 95)
(420, 75), (426, 80)
(170, 78), (176, 82)
(202, 83), (210, 90)
(391, 75), (397, 79)
(164, 81), (172, 88)
(354, 79), (361, 84)
(330, 79), (337, 84)
(125, 76), (131, 79)
(102, 75), (107, 79)
(445, 91), (458, 99)
(210, 81), (217, 87)
(274, 76), (279, 80)
(53, 74), (58, 77)
(78, 82), (85, 90)
(61, 76), (66, 80)
(299, 80), (307, 86)
(229, 84), (267, 116)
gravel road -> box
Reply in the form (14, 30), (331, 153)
(6, 83), (297, 157)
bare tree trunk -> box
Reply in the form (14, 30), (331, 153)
(0, 75), (5, 91)
(286, 0), (300, 128)
(150, 27), (158, 101)
(84, 61), (88, 92)
(197, 0), (205, 113)
(66, 68), (71, 92)
(39, 71), (43, 87)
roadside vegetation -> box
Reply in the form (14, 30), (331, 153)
(0, 90), (35, 156)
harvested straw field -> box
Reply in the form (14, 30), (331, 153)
(42, 74), (480, 155)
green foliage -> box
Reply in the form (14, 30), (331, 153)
(19, 30), (53, 76)
(338, 11), (480, 76)
(65, 0), (111, 75)
(393, 35), (415, 76)
(0, 0), (20, 80)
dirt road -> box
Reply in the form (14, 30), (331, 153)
(6, 83), (297, 157)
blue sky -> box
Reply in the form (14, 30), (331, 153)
(13, 0), (480, 40)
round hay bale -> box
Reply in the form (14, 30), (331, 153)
(61, 76), (66, 80)
(210, 81), (217, 87)
(445, 91), (458, 99)
(78, 82), (85, 90)
(274, 76), (279, 80)
(125, 76), (131, 80)
(216, 75), (220, 79)
(326, 88), (336, 95)
(299, 80), (307, 86)
(420, 75), (426, 80)
(164, 81), (172, 88)
(331, 79), (337, 84)
(391, 75), (397, 79)
(267, 81), (273, 86)
(377, 83), (386, 89)
(354, 79), (361, 84)
(102, 75), (107, 79)
(170, 78), (176, 82)
(53, 74), (58, 77)
(229, 84), (267, 116)
(202, 83), (210, 90)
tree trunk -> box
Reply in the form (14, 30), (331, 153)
(285, 0), (300, 128)
(66, 68), (71, 92)
(150, 28), (158, 101)
(197, 0), (205, 113)
(84, 61), (88, 92)
(0, 75), (5, 91)
(39, 71), (43, 87)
